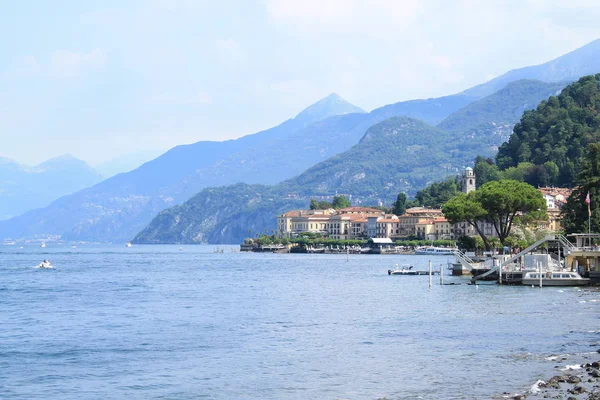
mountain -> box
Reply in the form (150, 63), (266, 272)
(133, 117), (483, 244)
(0, 95), (369, 241)
(462, 39), (600, 98)
(5, 39), (600, 242)
(0, 154), (102, 221)
(0, 89), (480, 242)
(134, 76), (600, 245)
(292, 93), (365, 124)
(94, 150), (165, 178)
(437, 79), (567, 153)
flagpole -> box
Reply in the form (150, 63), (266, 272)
(585, 191), (592, 244)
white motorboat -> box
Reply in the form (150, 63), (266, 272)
(522, 271), (590, 287)
(415, 246), (456, 255)
(36, 260), (53, 269)
(388, 265), (432, 275)
(40, 242), (46, 248)
(125, 242), (132, 248)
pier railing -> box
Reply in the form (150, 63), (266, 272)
(471, 235), (557, 283)
(556, 234), (575, 251)
(453, 249), (477, 269)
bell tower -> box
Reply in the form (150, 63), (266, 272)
(462, 167), (476, 193)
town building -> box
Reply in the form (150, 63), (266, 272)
(276, 171), (574, 242)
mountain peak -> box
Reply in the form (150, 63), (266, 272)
(293, 93), (366, 127)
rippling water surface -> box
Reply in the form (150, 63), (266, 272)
(1, 244), (598, 399)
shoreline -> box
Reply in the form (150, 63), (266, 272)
(496, 351), (600, 400)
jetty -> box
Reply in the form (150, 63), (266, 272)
(451, 234), (600, 285)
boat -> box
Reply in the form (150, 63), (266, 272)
(36, 260), (53, 269)
(522, 271), (590, 287)
(40, 242), (46, 248)
(125, 242), (132, 248)
(388, 265), (436, 275)
(415, 246), (456, 255)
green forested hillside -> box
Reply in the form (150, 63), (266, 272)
(496, 74), (600, 186)
(283, 117), (469, 199)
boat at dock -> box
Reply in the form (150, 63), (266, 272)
(521, 271), (590, 287)
(415, 246), (456, 255)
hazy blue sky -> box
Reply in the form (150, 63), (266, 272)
(1, 0), (599, 166)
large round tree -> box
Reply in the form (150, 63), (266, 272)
(475, 180), (547, 245)
(443, 180), (547, 249)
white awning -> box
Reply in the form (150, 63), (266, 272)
(371, 238), (393, 244)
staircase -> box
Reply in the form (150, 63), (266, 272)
(454, 249), (477, 268)
(471, 235), (557, 283)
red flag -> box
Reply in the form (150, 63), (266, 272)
(585, 191), (591, 204)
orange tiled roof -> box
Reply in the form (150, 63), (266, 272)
(281, 210), (303, 217)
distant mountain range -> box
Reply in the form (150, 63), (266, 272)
(0, 154), (102, 221)
(461, 38), (600, 98)
(2, 39), (600, 243)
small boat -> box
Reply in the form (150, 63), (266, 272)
(415, 246), (456, 255)
(36, 260), (53, 269)
(125, 242), (132, 248)
(522, 271), (590, 287)
(388, 265), (434, 275)
(40, 242), (46, 248)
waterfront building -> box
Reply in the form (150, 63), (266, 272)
(565, 233), (600, 284)
(277, 209), (336, 238)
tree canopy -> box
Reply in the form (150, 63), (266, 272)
(332, 195), (351, 209)
(442, 192), (491, 249)
(561, 143), (600, 233)
(392, 192), (407, 215)
(496, 74), (600, 187)
(476, 180), (547, 244)
(413, 176), (461, 208)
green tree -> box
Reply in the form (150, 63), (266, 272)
(332, 195), (351, 209)
(414, 176), (460, 207)
(473, 156), (501, 187)
(475, 180), (547, 245)
(561, 143), (600, 233)
(496, 74), (600, 186)
(392, 192), (407, 215)
(309, 199), (318, 210)
(318, 201), (332, 209)
(442, 192), (491, 250)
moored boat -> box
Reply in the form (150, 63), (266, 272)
(415, 246), (456, 256)
(522, 271), (590, 287)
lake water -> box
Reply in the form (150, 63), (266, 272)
(1, 244), (599, 399)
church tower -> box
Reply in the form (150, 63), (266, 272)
(462, 167), (476, 193)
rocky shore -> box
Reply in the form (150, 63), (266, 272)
(498, 352), (600, 400)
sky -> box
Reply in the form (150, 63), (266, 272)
(1, 0), (599, 167)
